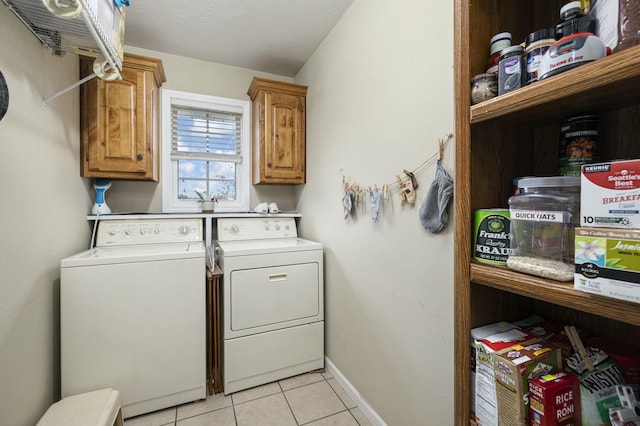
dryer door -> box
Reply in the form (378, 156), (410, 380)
(230, 262), (320, 333)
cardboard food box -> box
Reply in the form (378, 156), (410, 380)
(474, 328), (540, 426)
(493, 342), (563, 426)
(581, 159), (640, 229)
(574, 227), (640, 304)
(530, 371), (581, 426)
(471, 322), (517, 417)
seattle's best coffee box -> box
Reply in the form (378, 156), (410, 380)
(581, 159), (640, 229)
(574, 227), (640, 304)
(493, 342), (563, 425)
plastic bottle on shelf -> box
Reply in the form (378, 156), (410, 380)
(498, 45), (524, 95)
(555, 1), (597, 39)
(524, 29), (556, 85)
(486, 32), (512, 74)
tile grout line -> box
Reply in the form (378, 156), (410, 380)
(277, 379), (302, 425)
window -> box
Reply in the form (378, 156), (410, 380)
(161, 89), (251, 212)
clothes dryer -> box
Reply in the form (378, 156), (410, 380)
(216, 217), (324, 394)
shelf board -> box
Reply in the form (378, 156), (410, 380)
(471, 262), (640, 327)
(470, 46), (640, 125)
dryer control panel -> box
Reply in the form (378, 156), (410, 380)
(96, 218), (203, 246)
(217, 218), (298, 241)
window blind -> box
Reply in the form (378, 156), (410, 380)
(170, 105), (243, 163)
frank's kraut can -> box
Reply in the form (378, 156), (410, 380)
(473, 209), (510, 265)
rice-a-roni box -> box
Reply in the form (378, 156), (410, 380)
(581, 159), (640, 228)
(574, 227), (640, 304)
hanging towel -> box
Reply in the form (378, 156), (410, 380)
(419, 160), (454, 233)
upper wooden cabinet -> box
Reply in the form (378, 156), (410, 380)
(80, 53), (166, 181)
(247, 77), (307, 184)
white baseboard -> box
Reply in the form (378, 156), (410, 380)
(324, 357), (387, 426)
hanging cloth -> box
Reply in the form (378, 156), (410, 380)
(419, 160), (454, 233)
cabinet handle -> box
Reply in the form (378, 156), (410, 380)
(268, 273), (288, 282)
(267, 162), (272, 168)
(137, 154), (143, 161)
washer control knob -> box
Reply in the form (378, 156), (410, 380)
(139, 228), (146, 235)
(275, 225), (280, 231)
(124, 229), (131, 235)
(285, 225), (290, 230)
(179, 226), (190, 235)
(231, 225), (240, 234)
(154, 227), (160, 235)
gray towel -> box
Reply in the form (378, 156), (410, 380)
(419, 160), (453, 233)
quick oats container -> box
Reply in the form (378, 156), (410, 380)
(507, 176), (581, 281)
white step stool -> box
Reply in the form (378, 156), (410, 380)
(37, 388), (123, 426)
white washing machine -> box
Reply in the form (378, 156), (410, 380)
(216, 217), (324, 394)
(60, 218), (206, 419)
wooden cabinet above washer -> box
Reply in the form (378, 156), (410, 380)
(80, 54), (166, 181)
(247, 77), (307, 185)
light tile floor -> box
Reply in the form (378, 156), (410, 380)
(124, 371), (374, 426)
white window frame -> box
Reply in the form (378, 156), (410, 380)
(161, 89), (251, 213)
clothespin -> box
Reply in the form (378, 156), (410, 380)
(438, 138), (444, 161)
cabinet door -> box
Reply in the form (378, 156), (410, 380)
(262, 91), (306, 183)
(80, 55), (163, 181)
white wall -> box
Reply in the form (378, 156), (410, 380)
(295, 1), (455, 424)
(0, 6), (93, 426)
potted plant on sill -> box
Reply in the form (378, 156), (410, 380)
(195, 191), (218, 213)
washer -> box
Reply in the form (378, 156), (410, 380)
(216, 217), (324, 394)
(60, 218), (206, 419)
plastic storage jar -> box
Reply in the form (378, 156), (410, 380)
(555, 1), (597, 39)
(486, 32), (512, 74)
(498, 45), (524, 95)
(507, 176), (581, 281)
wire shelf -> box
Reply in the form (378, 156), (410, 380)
(3, 0), (124, 103)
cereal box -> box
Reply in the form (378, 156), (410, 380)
(529, 371), (581, 426)
(581, 159), (640, 229)
(471, 322), (517, 419)
(474, 328), (539, 426)
(493, 342), (563, 425)
(574, 227), (640, 304)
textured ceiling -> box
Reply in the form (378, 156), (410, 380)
(124, 0), (353, 76)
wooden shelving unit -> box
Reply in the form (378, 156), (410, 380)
(454, 1), (640, 425)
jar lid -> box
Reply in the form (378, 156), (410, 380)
(563, 114), (599, 123)
(500, 45), (524, 58)
(560, 1), (582, 17)
(518, 176), (581, 189)
(471, 73), (497, 83)
(490, 32), (512, 45)
(526, 28), (556, 46)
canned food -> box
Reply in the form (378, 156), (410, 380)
(558, 115), (599, 176)
(473, 209), (511, 265)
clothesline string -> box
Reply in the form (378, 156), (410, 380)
(342, 132), (453, 192)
